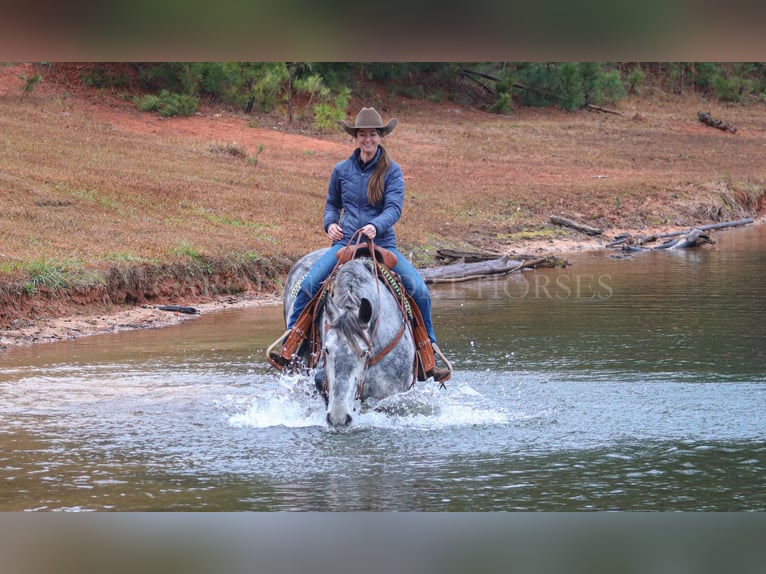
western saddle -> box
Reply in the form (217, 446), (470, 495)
(266, 239), (452, 385)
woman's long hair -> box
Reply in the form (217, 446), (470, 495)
(367, 138), (388, 206)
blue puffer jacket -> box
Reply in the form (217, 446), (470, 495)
(323, 146), (404, 250)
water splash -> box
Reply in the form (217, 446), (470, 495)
(228, 373), (325, 428)
(228, 373), (511, 430)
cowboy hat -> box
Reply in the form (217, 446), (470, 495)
(340, 107), (397, 136)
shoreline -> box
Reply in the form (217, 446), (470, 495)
(1, 235), (592, 352)
(4, 219), (761, 352)
(0, 293), (282, 351)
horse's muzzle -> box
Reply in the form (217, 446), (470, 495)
(327, 412), (353, 427)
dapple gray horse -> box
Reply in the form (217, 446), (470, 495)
(281, 248), (416, 427)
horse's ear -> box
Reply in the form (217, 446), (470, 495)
(358, 297), (373, 325)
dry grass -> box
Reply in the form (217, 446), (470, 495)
(0, 100), (325, 264)
(1, 63), (765, 327)
(390, 97), (766, 256)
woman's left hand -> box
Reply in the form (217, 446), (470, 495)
(360, 224), (377, 239)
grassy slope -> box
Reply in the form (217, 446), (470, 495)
(1, 67), (765, 327)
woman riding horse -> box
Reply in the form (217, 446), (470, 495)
(269, 107), (451, 383)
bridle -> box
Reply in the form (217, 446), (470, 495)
(320, 231), (416, 400)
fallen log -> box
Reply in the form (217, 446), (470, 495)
(550, 215), (603, 236)
(155, 305), (200, 314)
(653, 217), (753, 240)
(436, 248), (504, 263)
(653, 229), (715, 250)
(698, 111), (737, 133)
(620, 229), (715, 252)
(606, 233), (656, 248)
(586, 103), (624, 116)
(418, 255), (561, 284)
(606, 217), (753, 248)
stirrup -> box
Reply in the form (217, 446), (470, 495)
(428, 343), (454, 386)
(427, 366), (451, 384)
(266, 329), (292, 370)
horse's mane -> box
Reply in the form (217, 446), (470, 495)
(326, 259), (380, 355)
(327, 308), (371, 356)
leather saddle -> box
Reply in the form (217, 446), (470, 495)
(335, 242), (398, 269)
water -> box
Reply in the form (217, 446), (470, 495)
(1, 226), (765, 511)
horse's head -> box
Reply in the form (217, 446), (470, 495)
(320, 263), (378, 427)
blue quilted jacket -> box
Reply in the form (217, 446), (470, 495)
(323, 146), (404, 250)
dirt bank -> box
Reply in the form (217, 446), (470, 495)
(0, 294), (281, 350)
(1, 63), (764, 349)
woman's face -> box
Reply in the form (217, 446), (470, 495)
(356, 128), (381, 160)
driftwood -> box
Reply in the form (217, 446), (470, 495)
(155, 305), (200, 314)
(606, 217), (753, 249)
(418, 255), (562, 285)
(550, 215), (604, 236)
(652, 229), (714, 250)
(436, 248), (504, 263)
(698, 111), (737, 133)
(620, 229), (714, 252)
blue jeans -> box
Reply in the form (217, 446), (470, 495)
(287, 245), (438, 344)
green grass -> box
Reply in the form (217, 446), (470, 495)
(22, 259), (68, 294)
(2, 257), (106, 295)
(104, 252), (160, 264)
(499, 227), (562, 241)
(172, 241), (203, 259)
(171, 242), (214, 275)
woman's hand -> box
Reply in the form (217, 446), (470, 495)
(327, 223), (344, 242)
(360, 224), (377, 240)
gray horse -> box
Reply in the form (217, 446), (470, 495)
(280, 249), (416, 427)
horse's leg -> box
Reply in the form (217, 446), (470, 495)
(314, 367), (328, 406)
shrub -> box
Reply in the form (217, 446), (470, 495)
(190, 62), (239, 97)
(136, 90), (199, 117)
(556, 63), (585, 110)
(592, 69), (626, 105)
(513, 63), (628, 110)
(136, 63), (190, 93)
(313, 86), (351, 131)
(514, 63), (584, 110)
(691, 62), (720, 92)
(626, 66), (646, 95)
(249, 63), (289, 113)
(490, 91), (511, 114)
(81, 66), (131, 90)
(293, 73), (326, 104)
(137, 94), (162, 112)
(714, 75), (749, 104)
(19, 72), (41, 95)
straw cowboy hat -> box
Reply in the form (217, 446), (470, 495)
(341, 107), (397, 136)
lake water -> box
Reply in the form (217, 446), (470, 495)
(1, 225), (765, 511)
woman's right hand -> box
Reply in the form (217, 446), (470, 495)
(327, 223), (343, 242)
